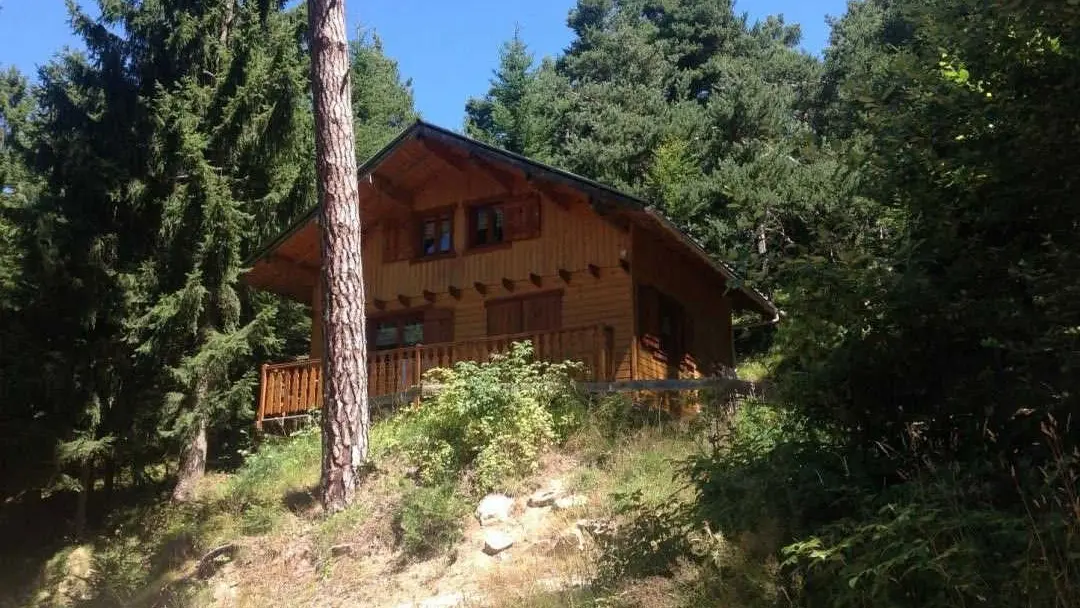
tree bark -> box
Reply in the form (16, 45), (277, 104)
(308, 0), (369, 512)
(172, 380), (209, 502)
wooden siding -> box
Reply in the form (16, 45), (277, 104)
(632, 227), (734, 380)
(307, 166), (636, 380)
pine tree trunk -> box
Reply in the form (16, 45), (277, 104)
(171, 378), (209, 502)
(308, 0), (369, 512)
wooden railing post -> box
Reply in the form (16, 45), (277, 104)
(596, 328), (604, 380)
(256, 363), (269, 431)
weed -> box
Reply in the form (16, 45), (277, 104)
(396, 483), (469, 558)
(396, 341), (586, 492)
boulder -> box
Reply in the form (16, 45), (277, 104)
(527, 489), (559, 508)
(329, 544), (354, 558)
(482, 529), (515, 555)
(475, 493), (513, 526)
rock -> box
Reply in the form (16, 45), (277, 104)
(50, 545), (95, 604)
(540, 525), (586, 555)
(576, 518), (617, 541)
(330, 544), (354, 558)
(527, 488), (559, 508)
(475, 493), (513, 526)
(553, 495), (588, 510)
(483, 529), (515, 555)
(195, 543), (238, 579)
(396, 593), (465, 608)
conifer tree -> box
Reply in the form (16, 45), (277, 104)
(465, 28), (540, 155)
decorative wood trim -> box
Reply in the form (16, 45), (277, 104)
(397, 295), (411, 307)
(529, 273), (543, 288)
(502, 278), (515, 292)
(474, 282), (487, 296)
(558, 268), (572, 283)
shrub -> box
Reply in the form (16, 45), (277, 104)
(396, 483), (469, 557)
(398, 341), (585, 491)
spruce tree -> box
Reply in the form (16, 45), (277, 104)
(465, 28), (540, 155)
(351, 29), (418, 161)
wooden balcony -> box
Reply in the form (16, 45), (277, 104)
(256, 324), (615, 429)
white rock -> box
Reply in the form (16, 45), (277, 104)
(475, 493), (514, 525)
(527, 489), (559, 508)
(395, 594), (465, 608)
(554, 495), (588, 510)
(483, 529), (515, 555)
(419, 593), (465, 608)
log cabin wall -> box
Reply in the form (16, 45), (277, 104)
(308, 161), (636, 380)
(631, 227), (734, 380)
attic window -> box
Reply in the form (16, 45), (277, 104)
(419, 208), (454, 257)
(470, 205), (505, 248)
(468, 195), (540, 249)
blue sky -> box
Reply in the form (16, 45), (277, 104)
(0, 0), (848, 129)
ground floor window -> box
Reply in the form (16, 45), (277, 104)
(371, 313), (425, 350)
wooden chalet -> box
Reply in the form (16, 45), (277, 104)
(243, 121), (776, 428)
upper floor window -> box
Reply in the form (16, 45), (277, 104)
(419, 209), (453, 257)
(467, 195), (541, 249)
(470, 205), (505, 248)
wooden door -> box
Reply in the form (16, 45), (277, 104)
(486, 299), (523, 336)
(658, 294), (685, 379)
(523, 292), (562, 332)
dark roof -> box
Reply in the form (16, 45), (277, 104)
(246, 120), (778, 319)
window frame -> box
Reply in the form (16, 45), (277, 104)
(467, 202), (508, 250)
(416, 205), (456, 259)
(368, 311), (426, 351)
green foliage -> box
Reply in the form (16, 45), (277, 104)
(224, 425), (321, 507)
(351, 29), (418, 160)
(395, 483), (469, 558)
(465, 28), (544, 156)
(396, 341), (585, 492)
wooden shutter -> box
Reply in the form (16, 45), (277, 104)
(523, 292), (563, 332)
(382, 219), (400, 262)
(423, 308), (455, 344)
(486, 299), (523, 336)
(504, 195), (541, 241)
(637, 284), (661, 351)
(382, 217), (416, 262)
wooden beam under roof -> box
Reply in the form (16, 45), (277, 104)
(527, 175), (573, 210)
(418, 136), (470, 173)
(419, 135), (517, 192)
(368, 172), (414, 206)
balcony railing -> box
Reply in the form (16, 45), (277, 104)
(256, 324), (614, 429)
